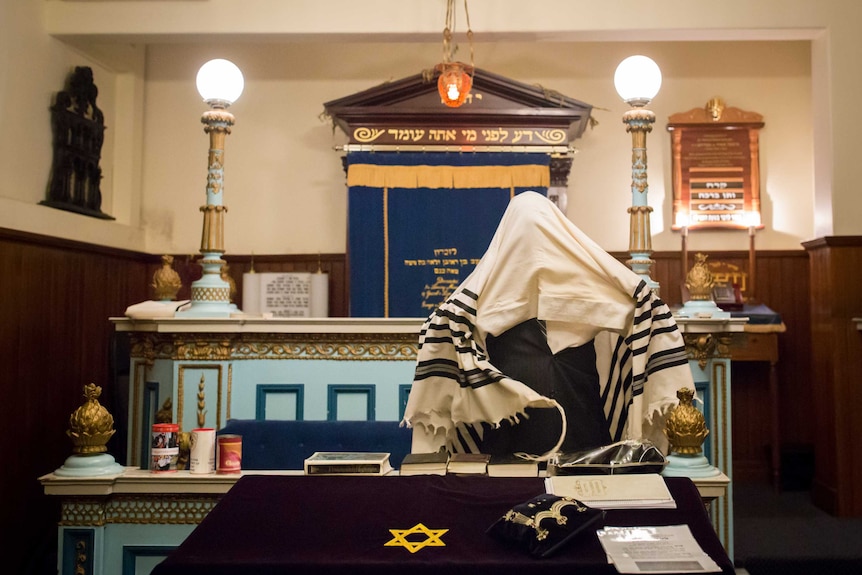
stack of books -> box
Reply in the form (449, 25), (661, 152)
(399, 451), (539, 477)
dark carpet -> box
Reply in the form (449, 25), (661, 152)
(733, 481), (862, 574)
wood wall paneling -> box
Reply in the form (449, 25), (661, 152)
(0, 228), (152, 575)
(803, 237), (862, 516)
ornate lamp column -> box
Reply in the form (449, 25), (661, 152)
(178, 59), (244, 317)
(614, 55), (662, 292)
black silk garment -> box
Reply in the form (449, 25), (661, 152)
(480, 318), (611, 455)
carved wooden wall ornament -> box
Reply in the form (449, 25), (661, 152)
(43, 66), (114, 219)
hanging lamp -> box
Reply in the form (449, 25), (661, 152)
(435, 0), (474, 107)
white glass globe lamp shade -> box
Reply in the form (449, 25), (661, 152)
(614, 55), (662, 107)
(196, 59), (244, 108)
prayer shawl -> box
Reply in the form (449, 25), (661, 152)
(402, 192), (693, 457)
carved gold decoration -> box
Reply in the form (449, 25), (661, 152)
(199, 205), (228, 253)
(175, 336), (233, 361)
(75, 539), (87, 575)
(131, 333), (419, 365)
(665, 387), (709, 455)
(220, 263), (237, 303)
(67, 383), (116, 454)
(143, 333), (419, 361)
(535, 128), (567, 144)
(60, 496), (219, 526)
(155, 397), (173, 424)
(196, 374), (207, 428)
(178, 365), (223, 431)
(669, 99), (763, 125)
(682, 331), (732, 371)
(237, 341), (418, 361)
(129, 334), (173, 363)
(202, 109), (235, 132)
(683, 333), (714, 369)
(190, 285), (231, 301)
(626, 205), (655, 252)
(685, 253), (715, 301)
(622, 107), (656, 128)
(353, 127), (385, 142)
(713, 333), (732, 357)
(138, 332), (419, 361)
(110, 495), (217, 524)
(174, 375), (208, 470)
(234, 333), (419, 361)
(60, 499), (108, 526)
(152, 255), (182, 301)
(706, 97), (725, 121)
(177, 431), (191, 470)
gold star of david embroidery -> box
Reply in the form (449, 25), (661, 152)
(385, 522), (449, 553)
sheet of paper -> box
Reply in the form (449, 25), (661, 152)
(596, 525), (722, 574)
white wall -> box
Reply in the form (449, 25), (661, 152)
(141, 40), (812, 255)
(4, 0), (856, 257)
(0, 1), (146, 250)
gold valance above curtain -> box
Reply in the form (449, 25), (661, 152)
(347, 163), (550, 190)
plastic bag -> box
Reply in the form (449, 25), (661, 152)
(547, 439), (667, 476)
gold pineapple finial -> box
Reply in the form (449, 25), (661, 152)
(152, 254), (182, 301)
(685, 252), (715, 301)
(665, 387), (709, 455)
(67, 383), (116, 454)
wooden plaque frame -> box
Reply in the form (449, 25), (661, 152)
(667, 98), (764, 230)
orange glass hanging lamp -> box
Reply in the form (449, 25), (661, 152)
(435, 0), (474, 108)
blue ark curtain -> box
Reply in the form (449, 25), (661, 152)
(347, 152), (550, 318)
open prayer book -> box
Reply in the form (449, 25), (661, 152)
(544, 473), (676, 509)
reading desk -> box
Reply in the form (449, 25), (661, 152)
(151, 475), (734, 575)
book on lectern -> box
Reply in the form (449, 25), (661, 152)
(303, 452), (394, 476)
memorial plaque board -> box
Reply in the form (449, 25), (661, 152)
(668, 98), (764, 230)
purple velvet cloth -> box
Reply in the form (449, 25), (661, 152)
(152, 475), (733, 575)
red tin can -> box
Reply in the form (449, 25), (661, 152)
(217, 434), (242, 473)
(151, 423), (180, 473)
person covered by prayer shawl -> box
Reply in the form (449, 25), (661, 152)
(401, 191), (693, 460)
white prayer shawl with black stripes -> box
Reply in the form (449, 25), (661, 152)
(402, 192), (692, 457)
